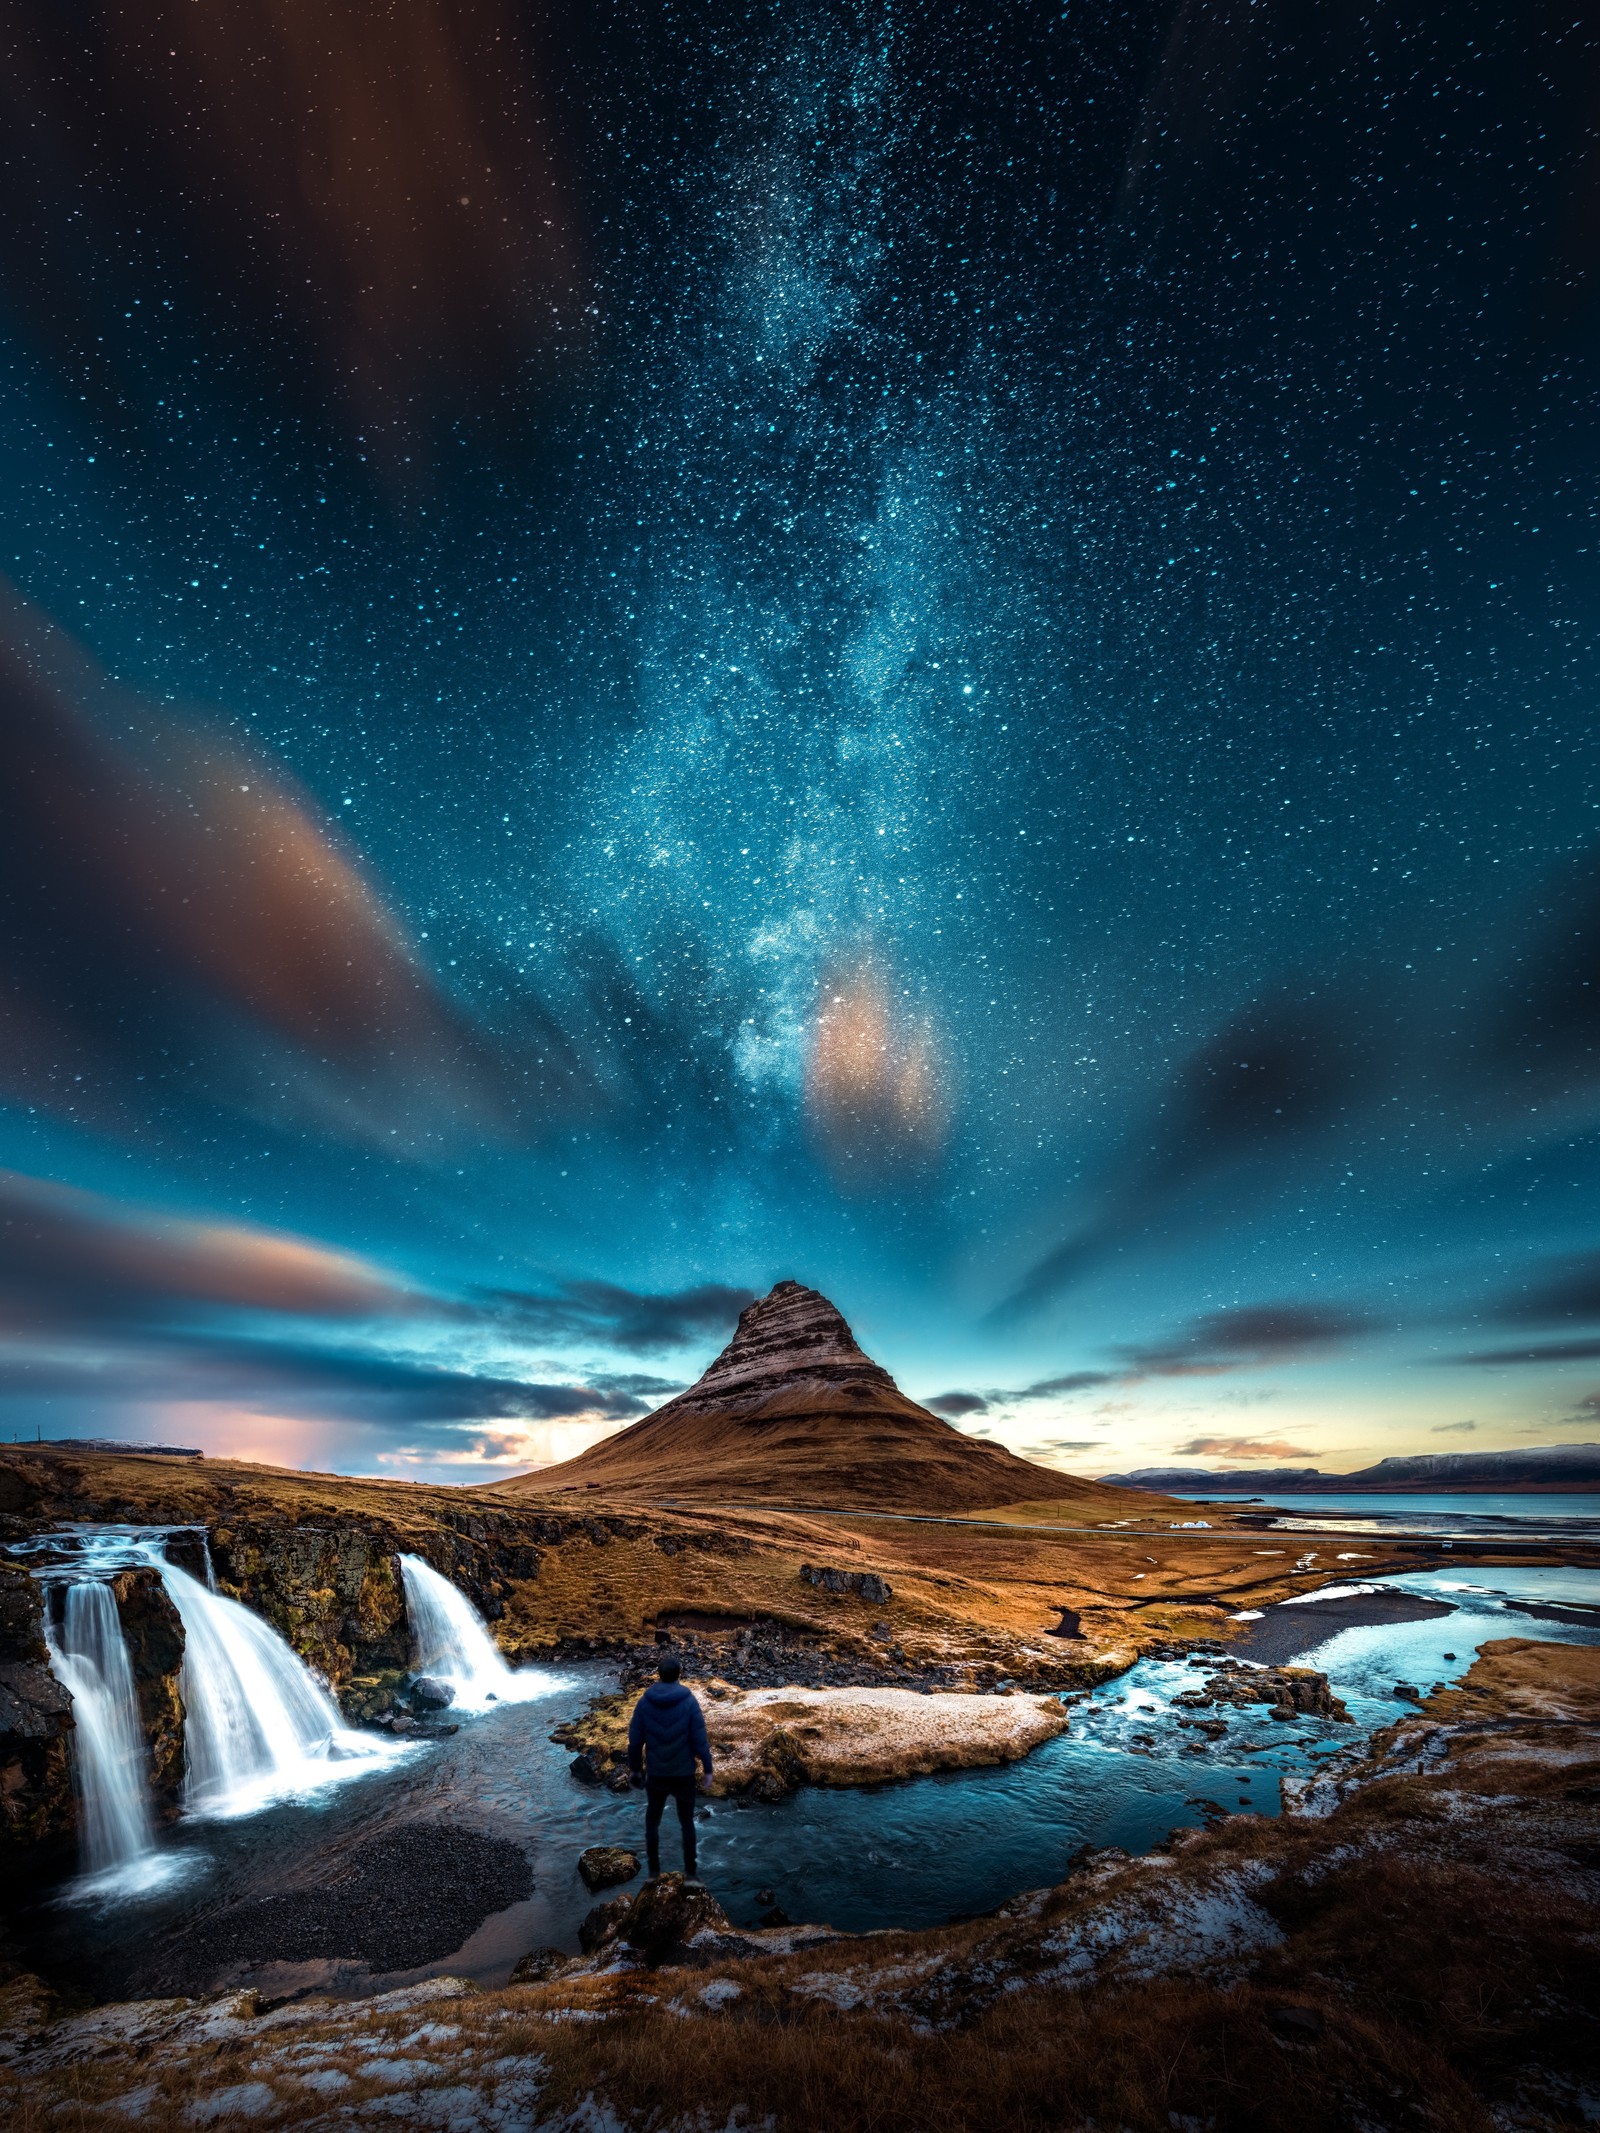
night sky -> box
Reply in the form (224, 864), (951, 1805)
(3, 1), (1600, 1483)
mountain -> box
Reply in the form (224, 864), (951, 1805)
(510, 1279), (1146, 1514)
(1100, 1444), (1600, 1493)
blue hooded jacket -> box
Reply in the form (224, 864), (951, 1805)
(627, 1680), (713, 1780)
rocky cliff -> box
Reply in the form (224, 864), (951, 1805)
(109, 1569), (186, 1814)
(0, 1560), (74, 1856)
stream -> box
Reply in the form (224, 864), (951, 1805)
(10, 1536), (1599, 2006)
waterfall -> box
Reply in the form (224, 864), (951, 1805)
(399, 1554), (564, 1712)
(154, 1558), (399, 1817)
(45, 1581), (157, 1887)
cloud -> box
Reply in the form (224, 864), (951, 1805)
(1012, 1372), (1116, 1399)
(926, 1391), (989, 1417)
(1431, 1420), (1478, 1434)
(1023, 1437), (1103, 1453)
(803, 959), (950, 1181)
(1116, 1301), (1372, 1379)
(482, 1281), (758, 1353)
(0, 2), (583, 471)
(1170, 1435), (1325, 1460)
(1448, 1338), (1600, 1368)
(0, 1164), (689, 1451)
(0, 586), (548, 1149)
(0, 1167), (407, 1331)
(1487, 1252), (1600, 1328)
(0, 1335), (651, 1431)
(999, 994), (1367, 1317)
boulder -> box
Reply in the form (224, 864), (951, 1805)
(578, 1891), (636, 1954)
(578, 1845), (640, 1891)
(1203, 1665), (1350, 1721)
(800, 1563), (893, 1605)
(569, 1747), (608, 1785)
(509, 1946), (571, 1984)
(579, 1872), (734, 1965)
(410, 1676), (456, 1710)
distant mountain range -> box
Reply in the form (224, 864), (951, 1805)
(1099, 1444), (1600, 1493)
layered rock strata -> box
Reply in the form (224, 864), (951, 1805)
(519, 1280), (1131, 1513)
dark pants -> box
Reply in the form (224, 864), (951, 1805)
(644, 1775), (697, 1878)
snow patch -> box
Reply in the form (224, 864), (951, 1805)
(186, 2082), (276, 2122)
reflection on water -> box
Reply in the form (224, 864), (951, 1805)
(1182, 1490), (1600, 1539)
(16, 1560), (1599, 2001)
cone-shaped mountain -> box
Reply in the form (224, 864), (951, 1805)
(512, 1280), (1133, 1513)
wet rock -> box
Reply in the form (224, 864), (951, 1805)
(109, 1567), (186, 1813)
(1203, 1665), (1349, 1721)
(390, 1711), (416, 1733)
(800, 1563), (893, 1605)
(759, 1905), (791, 1927)
(568, 1746), (608, 1785)
(1065, 1842), (1129, 1875)
(0, 1559), (74, 1853)
(1394, 1683), (1421, 1702)
(410, 1676), (456, 1710)
(579, 1872), (734, 1966)
(509, 1946), (571, 1984)
(746, 1729), (809, 1801)
(755, 1887), (775, 1906)
(578, 1845), (640, 1891)
(578, 1891), (636, 1954)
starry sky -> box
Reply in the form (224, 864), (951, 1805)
(3, 0), (1600, 1484)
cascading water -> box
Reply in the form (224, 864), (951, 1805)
(154, 1556), (400, 1817)
(399, 1553), (565, 1711)
(18, 1525), (408, 1868)
(43, 1580), (160, 1891)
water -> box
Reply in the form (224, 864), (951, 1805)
(161, 1558), (401, 1818)
(399, 1554), (568, 1713)
(1178, 1490), (1600, 1538)
(17, 1527), (408, 1864)
(42, 1582), (160, 1895)
(1270, 1564), (1600, 1725)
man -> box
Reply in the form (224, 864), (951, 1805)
(626, 1654), (713, 1880)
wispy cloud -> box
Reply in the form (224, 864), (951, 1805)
(480, 1280), (758, 1353)
(926, 1390), (989, 1417)
(1170, 1435), (1324, 1460)
(1117, 1302), (1371, 1379)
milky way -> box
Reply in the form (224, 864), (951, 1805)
(2, 2), (1599, 1479)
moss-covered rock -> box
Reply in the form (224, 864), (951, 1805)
(109, 1568), (186, 1813)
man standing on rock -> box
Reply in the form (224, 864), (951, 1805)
(627, 1655), (713, 1881)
